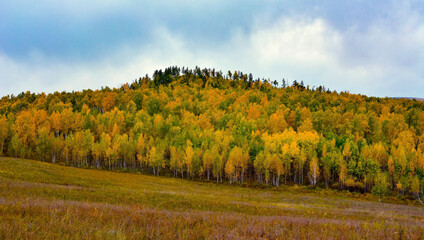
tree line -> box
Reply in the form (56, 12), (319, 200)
(0, 66), (424, 202)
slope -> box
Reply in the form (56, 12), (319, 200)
(0, 157), (423, 239)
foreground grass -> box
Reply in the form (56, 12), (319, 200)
(1, 157), (423, 239)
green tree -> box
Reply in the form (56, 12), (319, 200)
(372, 171), (388, 202)
(411, 176), (423, 205)
(35, 127), (51, 162)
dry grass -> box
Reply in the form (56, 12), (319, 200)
(1, 157), (423, 239)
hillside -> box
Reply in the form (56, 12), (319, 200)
(1, 157), (424, 239)
(0, 66), (423, 201)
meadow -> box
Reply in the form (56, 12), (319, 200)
(1, 157), (424, 239)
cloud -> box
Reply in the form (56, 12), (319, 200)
(0, 28), (202, 97)
(0, 1), (423, 98)
(246, 18), (342, 74)
(0, 0), (256, 59)
(238, 10), (424, 97)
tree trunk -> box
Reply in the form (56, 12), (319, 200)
(276, 175), (280, 187)
(52, 150), (56, 163)
(416, 196), (424, 205)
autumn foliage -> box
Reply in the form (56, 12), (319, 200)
(1, 66), (424, 200)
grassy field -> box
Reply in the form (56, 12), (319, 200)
(1, 157), (424, 239)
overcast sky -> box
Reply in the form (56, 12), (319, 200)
(1, 0), (423, 98)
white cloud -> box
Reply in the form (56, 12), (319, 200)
(1, 4), (423, 98)
(236, 14), (424, 97)
(0, 28), (206, 97)
(249, 18), (341, 64)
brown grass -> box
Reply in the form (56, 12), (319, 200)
(1, 157), (423, 239)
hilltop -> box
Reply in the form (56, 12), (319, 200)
(0, 66), (423, 202)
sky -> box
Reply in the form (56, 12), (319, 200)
(0, 0), (423, 98)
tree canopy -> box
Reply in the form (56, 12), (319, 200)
(1, 66), (423, 201)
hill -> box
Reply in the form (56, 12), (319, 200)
(1, 157), (424, 239)
(0, 66), (423, 200)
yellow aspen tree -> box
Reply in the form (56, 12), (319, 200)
(202, 147), (216, 180)
(289, 141), (301, 184)
(339, 162), (347, 189)
(387, 156), (395, 188)
(92, 142), (102, 168)
(169, 146), (180, 177)
(411, 176), (423, 205)
(263, 151), (272, 185)
(270, 153), (283, 187)
(227, 147), (246, 183)
(298, 118), (314, 132)
(35, 127), (51, 162)
(185, 140), (194, 179)
(246, 103), (261, 120)
(61, 137), (71, 165)
(136, 133), (146, 170)
(418, 152), (424, 173)
(343, 142), (351, 162)
(225, 159), (235, 184)
(309, 157), (320, 186)
(280, 144), (291, 184)
(148, 146), (158, 175)
(254, 151), (265, 184)
(267, 110), (287, 134)
(50, 135), (60, 164)
(15, 110), (37, 154)
(50, 111), (61, 137)
(99, 133), (112, 170)
(0, 116), (8, 155)
(102, 92), (117, 112)
(60, 108), (74, 138)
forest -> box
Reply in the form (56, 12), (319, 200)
(0, 66), (424, 201)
